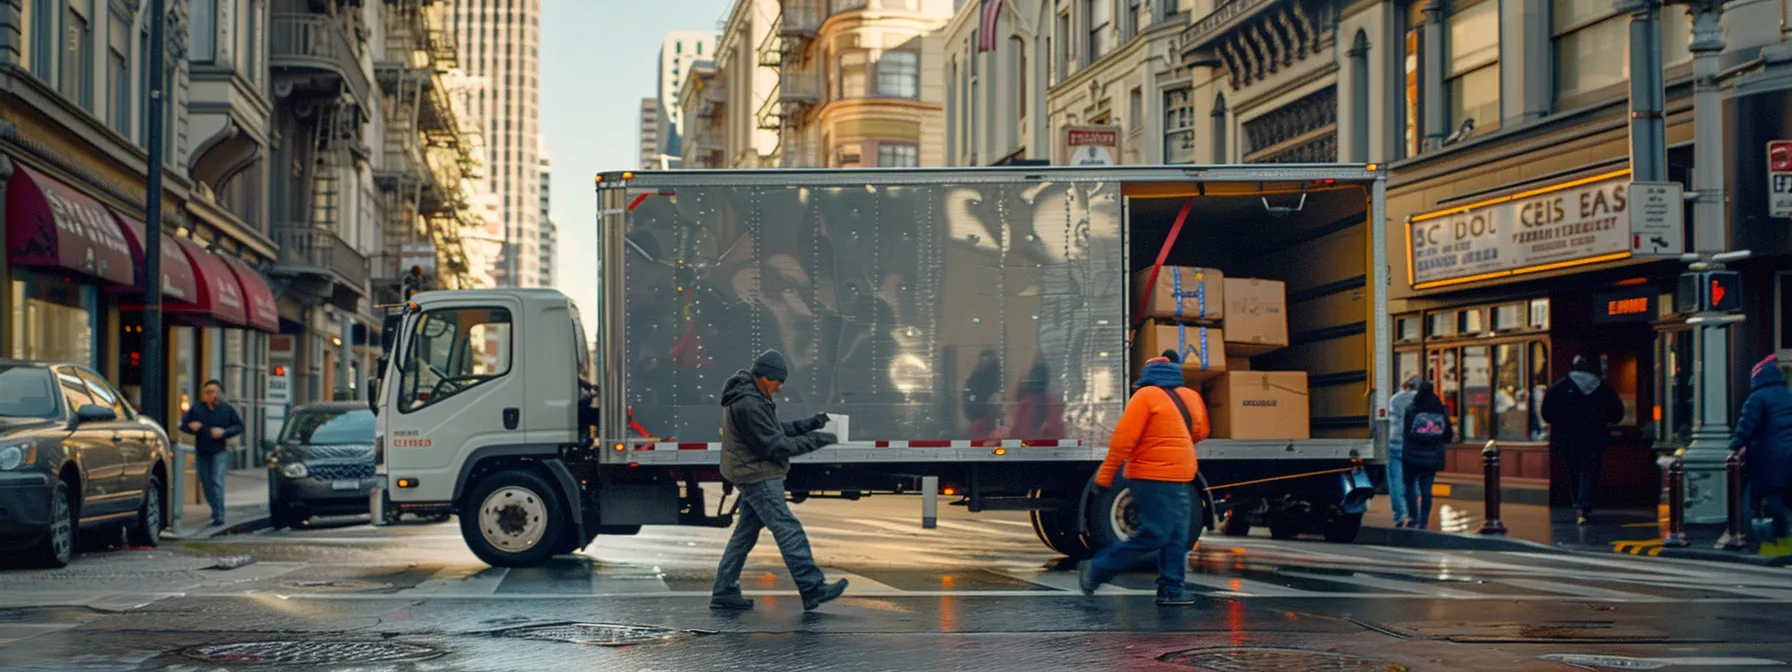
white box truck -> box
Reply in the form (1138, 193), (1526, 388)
(371, 165), (1392, 567)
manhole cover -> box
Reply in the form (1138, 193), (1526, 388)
(180, 641), (444, 665)
(1158, 647), (1406, 672)
(283, 580), (395, 592)
(494, 622), (688, 646)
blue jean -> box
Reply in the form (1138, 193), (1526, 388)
(1402, 468), (1437, 530)
(1088, 479), (1192, 592)
(195, 450), (229, 524)
(712, 478), (826, 596)
(1386, 451), (1410, 524)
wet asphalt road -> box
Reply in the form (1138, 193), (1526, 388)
(2, 496), (1791, 671)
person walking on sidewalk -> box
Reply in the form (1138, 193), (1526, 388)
(1081, 351), (1208, 606)
(1542, 355), (1624, 525)
(710, 350), (849, 612)
(1401, 380), (1452, 530)
(1386, 377), (1418, 527)
(179, 380), (243, 527)
(1732, 355), (1792, 547)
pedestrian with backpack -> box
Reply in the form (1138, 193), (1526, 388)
(1401, 380), (1453, 530)
(1731, 355), (1792, 549)
(1080, 351), (1208, 606)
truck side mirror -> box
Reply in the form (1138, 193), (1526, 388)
(367, 377), (380, 415)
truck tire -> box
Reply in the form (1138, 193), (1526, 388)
(1267, 516), (1302, 541)
(461, 469), (567, 568)
(1030, 508), (1093, 560)
(1220, 508), (1252, 537)
(1322, 512), (1364, 543)
(1085, 481), (1205, 553)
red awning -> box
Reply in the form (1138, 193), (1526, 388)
(220, 256), (280, 333)
(166, 238), (247, 327)
(4, 164), (134, 285)
(109, 214), (199, 304)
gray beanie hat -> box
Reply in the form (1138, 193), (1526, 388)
(751, 350), (790, 382)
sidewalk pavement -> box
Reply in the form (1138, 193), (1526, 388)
(168, 466), (273, 540)
(1362, 487), (1792, 567)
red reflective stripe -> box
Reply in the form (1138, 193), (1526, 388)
(907, 440), (952, 448)
(1132, 198), (1196, 328)
(677, 443), (709, 450)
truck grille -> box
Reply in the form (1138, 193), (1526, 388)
(308, 463), (376, 481)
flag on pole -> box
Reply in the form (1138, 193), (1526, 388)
(978, 0), (1005, 52)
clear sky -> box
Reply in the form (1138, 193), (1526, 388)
(540, 0), (732, 336)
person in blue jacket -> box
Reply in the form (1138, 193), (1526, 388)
(1732, 355), (1792, 544)
(179, 380), (244, 527)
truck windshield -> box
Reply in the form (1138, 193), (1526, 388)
(398, 307), (514, 412)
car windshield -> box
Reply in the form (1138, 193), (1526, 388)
(0, 367), (58, 419)
(281, 409), (375, 445)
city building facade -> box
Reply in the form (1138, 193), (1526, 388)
(678, 60), (725, 169)
(450, 0), (541, 288)
(537, 151), (553, 287)
(657, 31), (718, 161)
(757, 0), (953, 168)
(638, 96), (662, 169)
(717, 0), (780, 167)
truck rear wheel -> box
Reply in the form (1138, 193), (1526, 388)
(1220, 508), (1252, 537)
(1322, 512), (1364, 543)
(460, 470), (567, 568)
(1029, 505), (1093, 560)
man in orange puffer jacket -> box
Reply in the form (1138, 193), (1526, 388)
(1080, 351), (1208, 606)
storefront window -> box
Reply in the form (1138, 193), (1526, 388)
(1396, 351), (1421, 388)
(9, 275), (94, 367)
(1461, 346), (1492, 441)
(172, 326), (196, 421)
(1430, 348), (1461, 433)
(1495, 343), (1527, 440)
(1529, 341), (1550, 441)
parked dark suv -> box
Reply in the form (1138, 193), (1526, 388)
(266, 403), (379, 528)
(0, 360), (171, 567)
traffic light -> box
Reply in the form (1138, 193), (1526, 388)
(1676, 270), (1743, 313)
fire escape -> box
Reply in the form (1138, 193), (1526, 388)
(373, 0), (475, 302)
(761, 0), (823, 167)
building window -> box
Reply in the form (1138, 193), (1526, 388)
(1447, 0), (1499, 135)
(877, 143), (918, 167)
(1554, 3), (1694, 108)
(1402, 1), (1423, 158)
(1128, 87), (1142, 136)
(1055, 11), (1069, 81)
(1087, 0), (1111, 63)
(246, 0), (262, 84)
(876, 51), (919, 98)
(1163, 86), (1194, 164)
(191, 0), (216, 62)
(838, 50), (868, 98)
(108, 11), (129, 134)
(1122, 0), (1141, 41)
(28, 0), (55, 81)
(65, 1), (94, 110)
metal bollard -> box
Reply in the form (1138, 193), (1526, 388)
(1478, 440), (1507, 536)
(1661, 455), (1690, 547)
(920, 476), (938, 530)
(1717, 449), (1750, 551)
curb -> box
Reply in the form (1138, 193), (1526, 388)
(1356, 525), (1566, 554)
(1576, 540), (1792, 567)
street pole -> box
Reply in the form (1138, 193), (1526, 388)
(144, 0), (167, 431)
(1625, 0), (1668, 183)
(1680, 0), (1737, 524)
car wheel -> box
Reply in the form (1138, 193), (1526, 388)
(28, 481), (75, 568)
(270, 499), (300, 530)
(125, 476), (164, 548)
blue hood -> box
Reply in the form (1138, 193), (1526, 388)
(1135, 361), (1185, 389)
(1753, 362), (1787, 391)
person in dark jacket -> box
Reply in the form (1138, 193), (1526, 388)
(1732, 355), (1792, 542)
(179, 380), (244, 527)
(711, 350), (848, 612)
(1401, 380), (1452, 530)
(1541, 355), (1625, 525)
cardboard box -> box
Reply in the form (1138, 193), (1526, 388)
(1136, 322), (1227, 382)
(1204, 371), (1309, 440)
(1133, 267), (1223, 322)
(1225, 357), (1252, 372)
(1223, 278), (1288, 356)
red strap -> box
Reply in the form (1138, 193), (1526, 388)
(626, 405), (652, 438)
(1133, 198), (1196, 328)
(626, 194), (653, 212)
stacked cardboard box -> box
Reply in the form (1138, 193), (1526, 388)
(1205, 371), (1311, 439)
(1132, 267), (1305, 438)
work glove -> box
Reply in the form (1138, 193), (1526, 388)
(810, 413), (832, 429)
(811, 432), (839, 448)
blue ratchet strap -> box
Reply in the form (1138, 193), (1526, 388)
(1178, 325), (1211, 371)
(1173, 271), (1183, 318)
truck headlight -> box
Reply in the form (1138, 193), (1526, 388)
(0, 442), (34, 471)
(281, 462), (309, 479)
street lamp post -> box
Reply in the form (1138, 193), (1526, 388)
(144, 0), (167, 431)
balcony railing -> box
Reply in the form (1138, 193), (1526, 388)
(271, 13), (373, 105)
(272, 226), (370, 291)
(780, 67), (821, 103)
(782, 0), (822, 36)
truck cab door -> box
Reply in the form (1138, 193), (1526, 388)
(381, 300), (524, 504)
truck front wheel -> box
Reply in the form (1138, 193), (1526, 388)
(1084, 481), (1206, 553)
(1029, 494), (1093, 560)
(1322, 512), (1364, 543)
(460, 470), (567, 567)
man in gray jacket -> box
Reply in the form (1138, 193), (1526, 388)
(710, 350), (849, 611)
